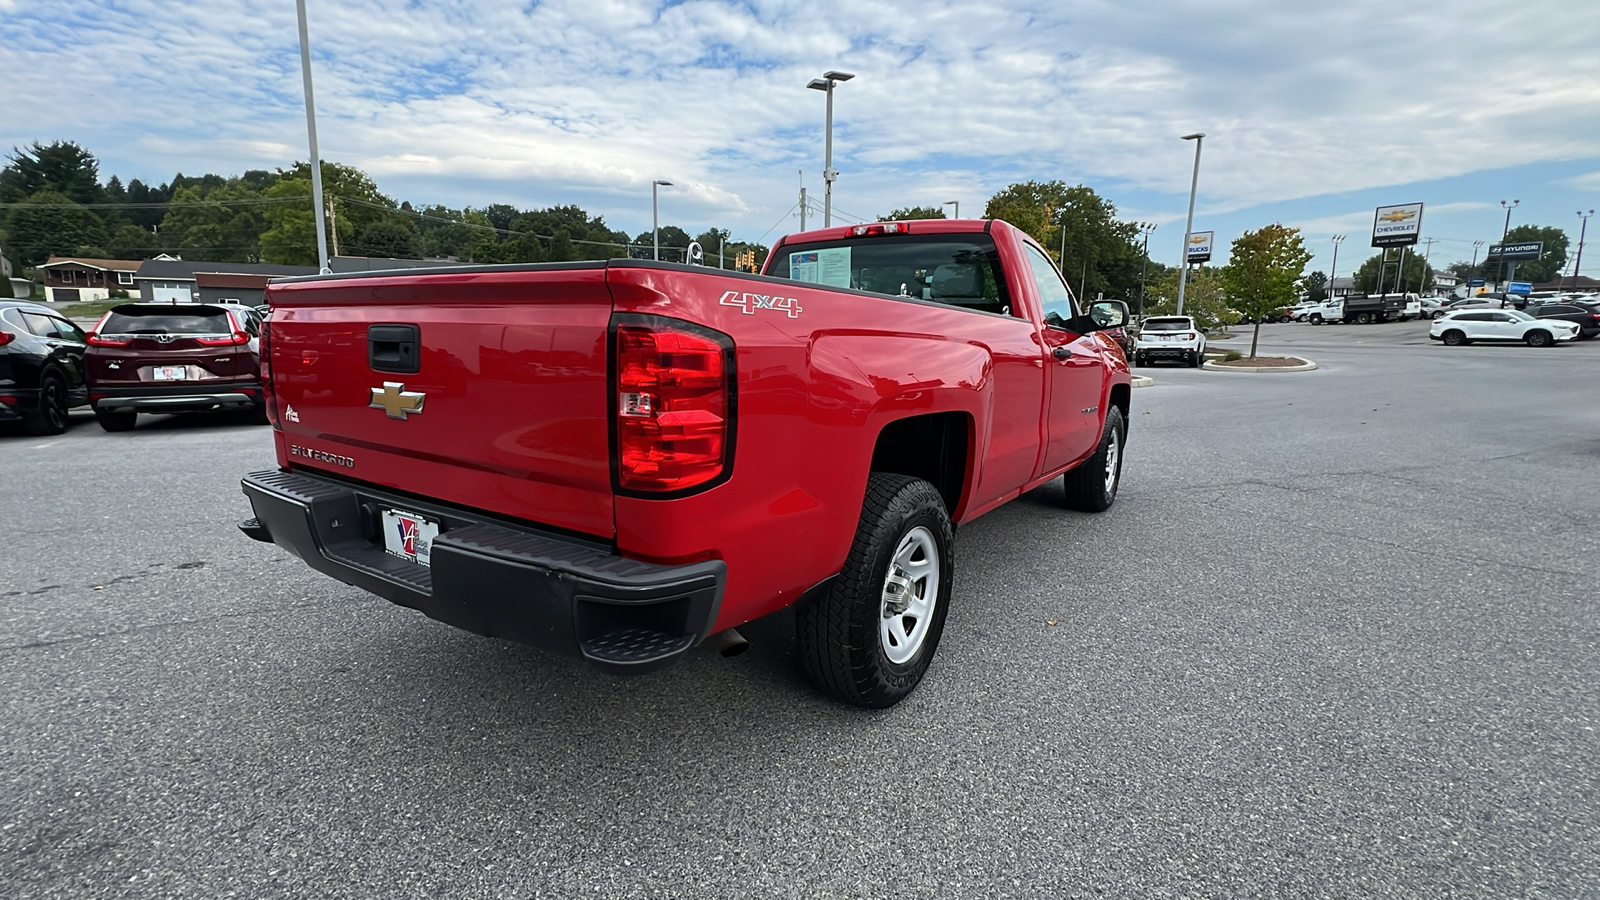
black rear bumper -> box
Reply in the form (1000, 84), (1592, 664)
(239, 469), (725, 674)
(95, 382), (260, 413)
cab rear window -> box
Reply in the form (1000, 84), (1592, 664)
(769, 233), (1012, 315)
(102, 307), (232, 335)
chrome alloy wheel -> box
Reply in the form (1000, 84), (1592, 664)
(1103, 422), (1121, 493)
(879, 526), (940, 665)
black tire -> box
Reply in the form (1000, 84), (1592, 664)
(94, 408), (137, 432)
(1309, 314), (1323, 325)
(23, 373), (70, 436)
(1441, 330), (1467, 346)
(1189, 350), (1202, 368)
(1525, 330), (1553, 348)
(1061, 406), (1126, 513)
(1356, 311), (1373, 325)
(795, 473), (954, 708)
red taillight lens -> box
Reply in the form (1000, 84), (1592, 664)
(849, 222), (910, 237)
(615, 321), (732, 492)
(0, 330), (14, 347)
(196, 331), (249, 346)
(86, 332), (131, 347)
(260, 319), (279, 428)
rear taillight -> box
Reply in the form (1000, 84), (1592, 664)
(196, 331), (249, 346)
(260, 318), (280, 428)
(614, 319), (733, 493)
(0, 330), (14, 347)
(86, 332), (131, 347)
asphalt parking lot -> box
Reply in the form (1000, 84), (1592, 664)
(3, 320), (1597, 899)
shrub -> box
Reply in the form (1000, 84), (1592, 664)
(1223, 350), (1243, 362)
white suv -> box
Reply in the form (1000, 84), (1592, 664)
(1133, 316), (1206, 367)
(1430, 309), (1579, 347)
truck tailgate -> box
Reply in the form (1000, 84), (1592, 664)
(265, 266), (615, 539)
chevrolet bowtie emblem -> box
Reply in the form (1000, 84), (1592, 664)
(369, 381), (426, 420)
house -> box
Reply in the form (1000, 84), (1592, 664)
(133, 257), (318, 305)
(39, 257), (144, 302)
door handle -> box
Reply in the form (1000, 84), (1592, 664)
(1052, 346), (1073, 360)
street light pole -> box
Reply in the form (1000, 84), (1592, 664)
(1496, 199), (1519, 288)
(295, 0), (330, 273)
(943, 200), (959, 220)
(1137, 223), (1155, 318)
(1175, 132), (1205, 316)
(807, 71), (855, 228)
(1571, 210), (1594, 291)
(652, 180), (672, 261)
(1328, 234), (1344, 299)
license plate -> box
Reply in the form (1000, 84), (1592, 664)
(381, 508), (440, 566)
(154, 366), (188, 381)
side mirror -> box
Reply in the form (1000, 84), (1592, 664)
(1085, 300), (1129, 331)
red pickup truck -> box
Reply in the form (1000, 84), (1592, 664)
(239, 218), (1132, 707)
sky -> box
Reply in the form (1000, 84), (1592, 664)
(2, 0), (1598, 273)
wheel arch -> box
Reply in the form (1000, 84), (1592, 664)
(868, 411), (972, 519)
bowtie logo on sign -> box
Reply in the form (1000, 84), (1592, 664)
(719, 290), (803, 318)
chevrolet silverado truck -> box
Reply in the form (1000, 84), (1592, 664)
(238, 218), (1132, 707)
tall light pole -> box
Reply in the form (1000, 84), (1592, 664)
(1328, 234), (1344, 299)
(1137, 223), (1156, 317)
(943, 200), (959, 219)
(1571, 209), (1594, 291)
(295, 0), (330, 273)
(1496, 199), (1519, 287)
(806, 71), (854, 228)
(652, 180), (672, 261)
(1175, 132), (1205, 316)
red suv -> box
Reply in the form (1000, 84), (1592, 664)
(85, 303), (265, 431)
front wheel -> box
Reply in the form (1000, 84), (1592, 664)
(795, 474), (954, 708)
(1525, 330), (1553, 348)
(1309, 314), (1323, 325)
(23, 374), (70, 436)
(1061, 406), (1126, 513)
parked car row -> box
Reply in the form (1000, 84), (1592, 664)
(0, 300), (266, 436)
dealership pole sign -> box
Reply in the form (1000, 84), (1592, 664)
(1185, 231), (1214, 264)
(1371, 203), (1424, 247)
(1487, 241), (1543, 260)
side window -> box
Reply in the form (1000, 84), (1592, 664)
(51, 317), (87, 343)
(22, 312), (59, 337)
(1022, 244), (1077, 329)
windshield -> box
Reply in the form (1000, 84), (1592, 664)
(768, 233), (1012, 315)
(1141, 318), (1192, 331)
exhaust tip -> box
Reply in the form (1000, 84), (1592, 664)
(705, 628), (749, 658)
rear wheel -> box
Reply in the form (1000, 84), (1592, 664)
(1062, 406), (1126, 513)
(23, 373), (70, 436)
(795, 474), (954, 708)
(1525, 330), (1553, 348)
(1441, 330), (1467, 346)
(95, 408), (137, 432)
(1356, 311), (1373, 325)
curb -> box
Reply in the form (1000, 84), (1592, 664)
(1131, 375), (1154, 388)
(1202, 357), (1317, 373)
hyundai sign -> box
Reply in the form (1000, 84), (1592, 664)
(1488, 241), (1543, 260)
(1371, 203), (1424, 247)
(1186, 231), (1214, 264)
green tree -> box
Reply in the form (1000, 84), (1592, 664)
(1222, 224), (1313, 357)
(1492, 224), (1568, 284)
(158, 180), (270, 262)
(1141, 267), (1234, 332)
(0, 141), (104, 205)
(1353, 246), (1433, 294)
(348, 220), (419, 259)
(984, 181), (1142, 303)
(882, 205), (946, 220)
(1304, 270), (1328, 303)
(107, 224), (161, 261)
(3, 189), (110, 266)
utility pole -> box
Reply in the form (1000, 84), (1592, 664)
(328, 195), (340, 258)
(1137, 223), (1155, 318)
(1496, 199), (1519, 288)
(295, 0), (331, 273)
(1469, 240), (1485, 294)
(1418, 237), (1436, 294)
(1328, 234), (1344, 300)
(1175, 132), (1205, 316)
(798, 170), (807, 232)
(1570, 210), (1593, 291)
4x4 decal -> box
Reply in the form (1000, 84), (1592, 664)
(720, 290), (803, 318)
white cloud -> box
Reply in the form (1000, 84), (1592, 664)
(1565, 172), (1600, 192)
(1, 0), (1598, 234)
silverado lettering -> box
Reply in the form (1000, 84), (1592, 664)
(239, 218), (1132, 708)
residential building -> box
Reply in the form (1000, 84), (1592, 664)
(39, 257), (143, 302)
(133, 257), (318, 305)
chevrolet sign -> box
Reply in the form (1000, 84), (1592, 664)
(1371, 203), (1424, 247)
